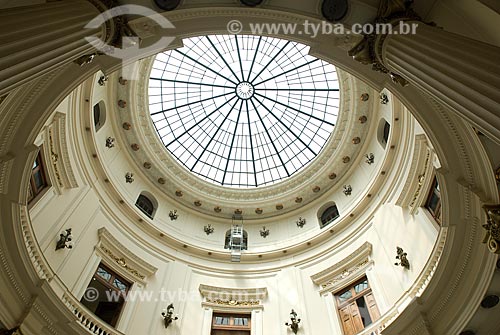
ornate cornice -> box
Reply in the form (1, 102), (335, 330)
(199, 284), (268, 301)
(96, 227), (158, 284)
(311, 242), (372, 294)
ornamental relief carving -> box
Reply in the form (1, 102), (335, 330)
(100, 245), (146, 280)
(483, 204), (500, 254)
(321, 259), (369, 289)
(205, 298), (260, 306)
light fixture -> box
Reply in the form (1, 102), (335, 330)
(105, 137), (115, 148)
(161, 303), (179, 328)
(365, 153), (375, 165)
(98, 75), (108, 86)
(343, 185), (352, 196)
(169, 210), (178, 221)
(285, 309), (301, 334)
(204, 224), (215, 235)
(296, 217), (306, 228)
(260, 226), (270, 238)
(56, 228), (73, 251)
(395, 247), (410, 270)
(380, 92), (389, 104)
(125, 172), (134, 183)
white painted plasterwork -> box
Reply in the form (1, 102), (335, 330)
(310, 241), (373, 295)
(95, 227), (158, 285)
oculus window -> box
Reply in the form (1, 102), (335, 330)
(149, 35), (339, 188)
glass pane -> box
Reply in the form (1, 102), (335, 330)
(94, 104), (101, 127)
(337, 290), (352, 302)
(215, 316), (230, 325)
(354, 280), (369, 293)
(33, 171), (45, 189)
(321, 205), (340, 226)
(148, 35), (340, 188)
(96, 267), (112, 281)
(113, 278), (128, 292)
(234, 318), (248, 326)
(356, 296), (373, 327)
(136, 195), (154, 217)
(427, 194), (440, 211)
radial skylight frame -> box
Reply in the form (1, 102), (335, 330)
(148, 35), (340, 188)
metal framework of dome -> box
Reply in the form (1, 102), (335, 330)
(148, 35), (340, 188)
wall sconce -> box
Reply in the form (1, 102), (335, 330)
(105, 137), (115, 148)
(380, 92), (389, 104)
(169, 210), (178, 221)
(296, 217), (306, 228)
(161, 303), (179, 328)
(125, 172), (134, 183)
(204, 224), (215, 235)
(395, 246), (410, 270)
(98, 75), (108, 86)
(285, 309), (301, 334)
(365, 153), (375, 165)
(56, 228), (73, 250)
(343, 185), (352, 196)
(260, 226), (270, 238)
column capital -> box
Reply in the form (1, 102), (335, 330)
(85, 0), (137, 47)
(348, 0), (423, 86)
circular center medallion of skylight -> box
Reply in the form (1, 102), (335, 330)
(148, 35), (340, 188)
(236, 82), (254, 100)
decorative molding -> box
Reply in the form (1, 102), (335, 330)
(311, 242), (372, 294)
(199, 284), (268, 305)
(205, 299), (260, 306)
(96, 228), (158, 284)
(482, 204), (500, 254)
(0, 156), (13, 195)
(43, 112), (79, 193)
(396, 134), (433, 214)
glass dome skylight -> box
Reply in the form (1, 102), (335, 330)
(148, 35), (339, 188)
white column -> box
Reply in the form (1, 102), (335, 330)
(201, 306), (213, 335)
(322, 292), (343, 334)
(382, 23), (500, 141)
(251, 309), (263, 335)
(0, 0), (109, 95)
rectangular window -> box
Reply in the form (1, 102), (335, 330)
(425, 176), (441, 224)
(335, 277), (380, 335)
(28, 150), (48, 203)
(80, 264), (131, 328)
(211, 313), (251, 335)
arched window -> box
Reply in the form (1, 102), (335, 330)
(320, 205), (340, 228)
(93, 100), (106, 132)
(378, 119), (391, 148)
(135, 193), (157, 219)
(224, 229), (248, 250)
